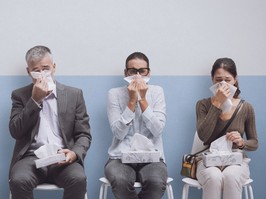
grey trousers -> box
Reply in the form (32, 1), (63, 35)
(104, 159), (168, 199)
(9, 155), (87, 199)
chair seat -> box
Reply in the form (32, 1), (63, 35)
(10, 183), (88, 199)
(35, 183), (63, 190)
(99, 177), (174, 199)
(181, 177), (254, 199)
(182, 178), (201, 189)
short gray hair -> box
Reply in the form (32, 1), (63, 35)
(25, 45), (53, 65)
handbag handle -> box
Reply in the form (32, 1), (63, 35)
(192, 99), (245, 157)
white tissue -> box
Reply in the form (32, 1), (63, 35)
(209, 81), (237, 113)
(130, 133), (156, 151)
(34, 144), (61, 158)
(124, 75), (150, 84)
(209, 135), (232, 155)
(124, 75), (150, 100)
(31, 70), (56, 91)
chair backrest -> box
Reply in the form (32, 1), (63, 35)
(191, 131), (206, 154)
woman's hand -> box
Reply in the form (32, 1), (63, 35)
(136, 77), (148, 100)
(212, 83), (231, 108)
(226, 131), (245, 148)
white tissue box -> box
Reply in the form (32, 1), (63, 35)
(34, 153), (66, 168)
(202, 152), (243, 167)
(121, 151), (160, 163)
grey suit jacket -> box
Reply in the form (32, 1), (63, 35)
(9, 81), (91, 172)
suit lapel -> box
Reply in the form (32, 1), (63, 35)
(56, 82), (67, 114)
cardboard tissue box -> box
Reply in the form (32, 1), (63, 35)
(34, 144), (66, 168)
(202, 151), (243, 167)
(121, 150), (160, 163)
(202, 135), (243, 167)
(35, 153), (66, 168)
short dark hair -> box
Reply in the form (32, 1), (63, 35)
(125, 52), (149, 68)
(211, 57), (241, 98)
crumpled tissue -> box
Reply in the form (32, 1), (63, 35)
(121, 133), (160, 163)
(202, 135), (243, 167)
(124, 75), (150, 100)
(31, 70), (56, 91)
(209, 81), (237, 113)
(34, 144), (66, 168)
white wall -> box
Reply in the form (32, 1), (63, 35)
(0, 0), (265, 76)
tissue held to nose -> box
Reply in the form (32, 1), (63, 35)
(209, 81), (237, 113)
(30, 70), (56, 91)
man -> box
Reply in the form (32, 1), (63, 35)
(9, 45), (91, 199)
(104, 52), (168, 199)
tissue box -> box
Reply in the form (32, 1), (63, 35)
(35, 153), (66, 168)
(202, 152), (243, 167)
(121, 151), (160, 163)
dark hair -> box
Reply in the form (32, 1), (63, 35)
(125, 52), (149, 68)
(211, 58), (240, 98)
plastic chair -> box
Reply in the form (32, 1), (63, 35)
(181, 131), (254, 199)
(181, 177), (254, 199)
(9, 183), (88, 199)
(99, 177), (174, 199)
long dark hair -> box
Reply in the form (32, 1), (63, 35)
(211, 58), (241, 98)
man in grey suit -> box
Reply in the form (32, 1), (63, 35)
(8, 45), (92, 199)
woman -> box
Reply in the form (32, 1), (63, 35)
(196, 58), (258, 199)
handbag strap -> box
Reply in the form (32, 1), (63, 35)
(191, 99), (244, 157)
(216, 99), (244, 139)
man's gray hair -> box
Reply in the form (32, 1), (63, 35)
(25, 45), (53, 65)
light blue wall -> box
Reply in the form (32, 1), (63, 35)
(0, 75), (265, 198)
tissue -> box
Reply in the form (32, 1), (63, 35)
(31, 70), (56, 91)
(121, 133), (160, 163)
(124, 75), (150, 101)
(209, 81), (237, 113)
(124, 75), (150, 84)
(34, 144), (66, 168)
(202, 136), (243, 167)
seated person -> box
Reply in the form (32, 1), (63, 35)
(9, 45), (92, 199)
(196, 57), (258, 199)
(104, 52), (168, 199)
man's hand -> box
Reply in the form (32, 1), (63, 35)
(32, 78), (49, 103)
(57, 149), (77, 165)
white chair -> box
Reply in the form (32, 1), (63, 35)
(182, 177), (254, 199)
(99, 177), (174, 199)
(9, 183), (88, 199)
(181, 131), (254, 199)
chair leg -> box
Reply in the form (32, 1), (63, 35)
(99, 183), (104, 199)
(166, 183), (174, 199)
(248, 184), (254, 199)
(103, 184), (108, 199)
(244, 185), (249, 199)
(84, 192), (88, 199)
(182, 184), (190, 199)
